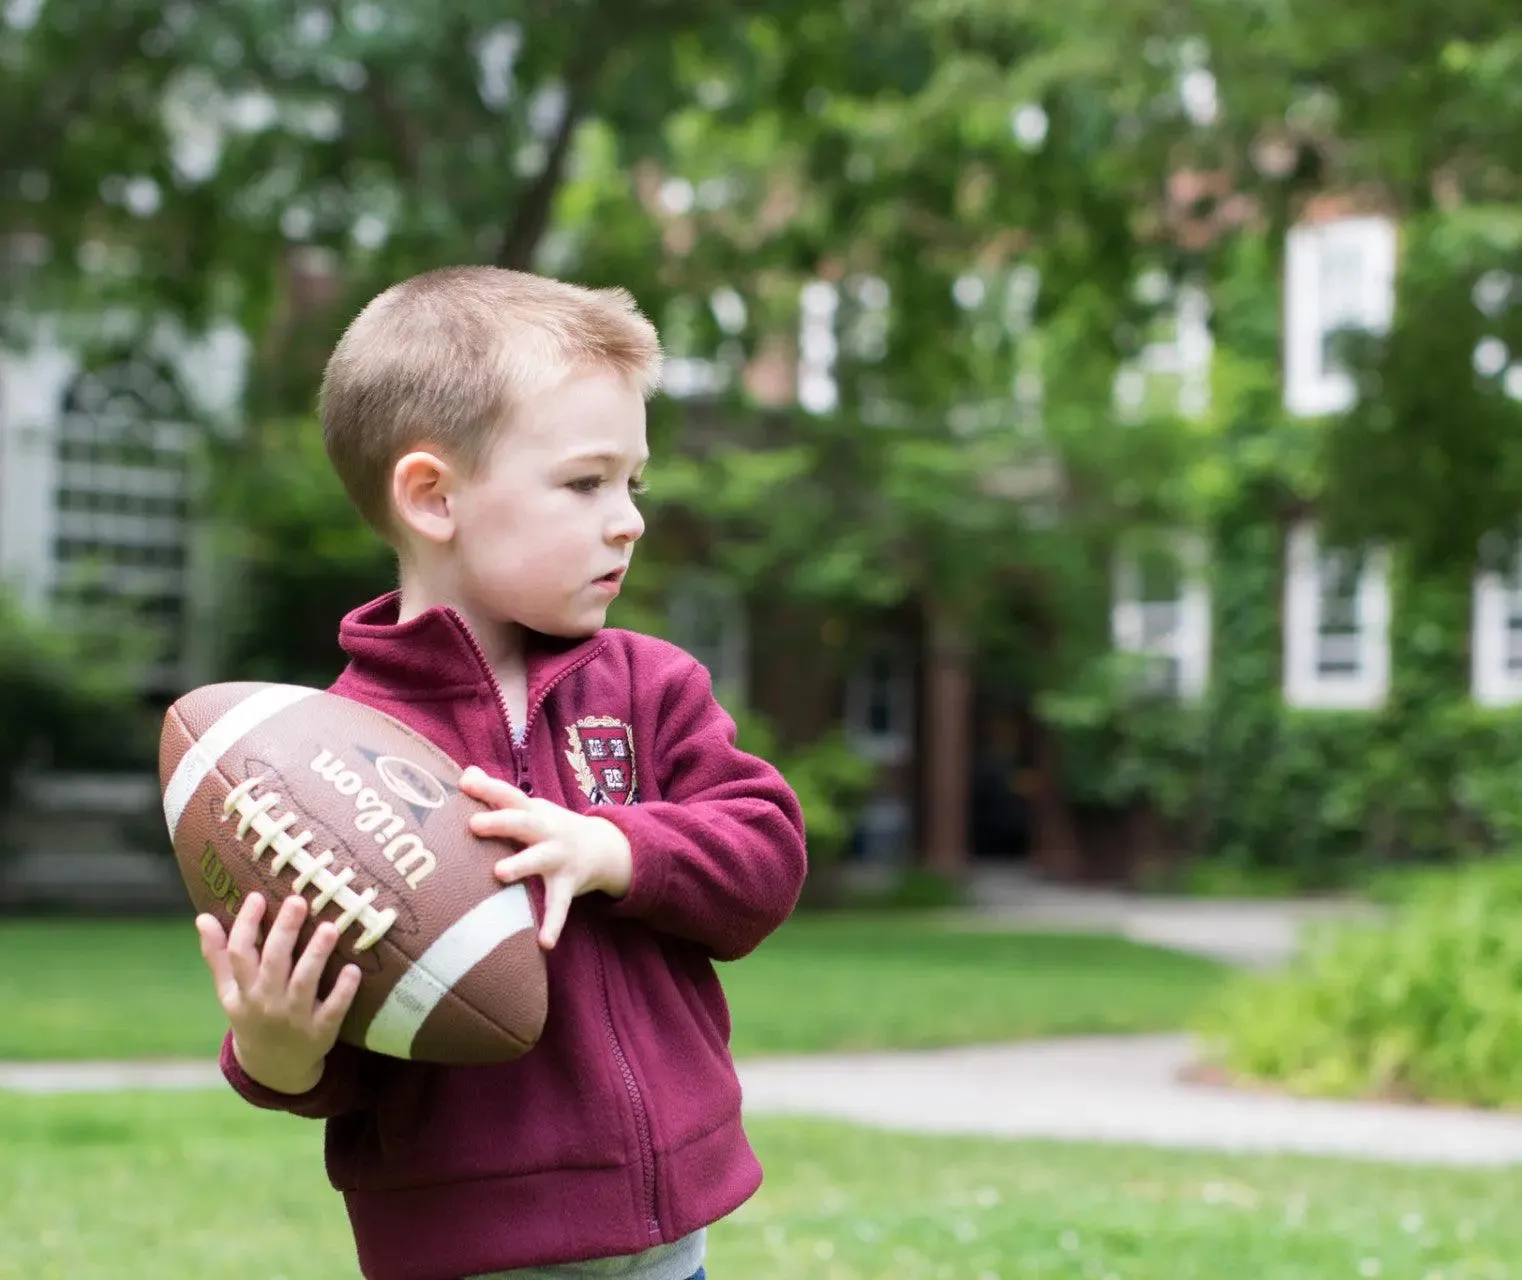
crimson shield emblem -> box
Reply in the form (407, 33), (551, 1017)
(564, 716), (640, 806)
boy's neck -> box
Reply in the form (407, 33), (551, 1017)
(395, 568), (526, 673)
(395, 582), (531, 729)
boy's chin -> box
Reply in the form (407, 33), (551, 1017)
(538, 611), (608, 639)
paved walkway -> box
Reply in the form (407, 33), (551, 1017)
(958, 867), (1383, 969)
(738, 1035), (1522, 1167)
(7, 881), (1505, 1167)
(8, 1034), (1522, 1168)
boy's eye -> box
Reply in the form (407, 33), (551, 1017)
(569, 474), (647, 496)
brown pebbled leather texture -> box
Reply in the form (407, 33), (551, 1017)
(159, 681), (546, 1065)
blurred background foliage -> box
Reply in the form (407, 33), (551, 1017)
(2, 0), (1521, 896)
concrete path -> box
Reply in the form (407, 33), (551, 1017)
(0, 1059), (225, 1094)
(958, 867), (1383, 969)
(736, 1035), (1522, 1168)
(8, 1034), (1522, 1168)
(6, 880), (1492, 1167)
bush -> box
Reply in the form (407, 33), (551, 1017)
(835, 865), (972, 912)
(1195, 856), (1522, 1108)
(0, 588), (149, 816)
(209, 416), (394, 687)
(725, 703), (876, 867)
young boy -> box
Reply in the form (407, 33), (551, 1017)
(194, 265), (809, 1280)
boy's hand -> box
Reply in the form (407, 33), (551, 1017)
(195, 892), (362, 1094)
(459, 766), (633, 950)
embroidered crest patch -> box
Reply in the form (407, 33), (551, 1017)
(564, 716), (639, 806)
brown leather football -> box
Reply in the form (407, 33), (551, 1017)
(159, 681), (546, 1065)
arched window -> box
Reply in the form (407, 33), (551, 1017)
(667, 573), (748, 706)
(52, 356), (194, 693)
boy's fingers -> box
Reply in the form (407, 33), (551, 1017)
(195, 915), (239, 1008)
(315, 963), (363, 1037)
(288, 920), (340, 1005)
(538, 876), (575, 950)
(459, 768), (531, 810)
(224, 893), (268, 992)
(493, 842), (560, 885)
(255, 895), (308, 993)
(471, 808), (541, 844)
(195, 911), (226, 953)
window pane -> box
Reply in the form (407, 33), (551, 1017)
(1318, 632), (1362, 675)
(52, 360), (192, 691)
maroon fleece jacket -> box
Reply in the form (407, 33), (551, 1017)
(217, 592), (808, 1280)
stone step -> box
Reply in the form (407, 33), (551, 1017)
(0, 848), (186, 913)
(0, 770), (183, 913)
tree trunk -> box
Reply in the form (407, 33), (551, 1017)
(1028, 719), (1083, 880)
(922, 598), (971, 875)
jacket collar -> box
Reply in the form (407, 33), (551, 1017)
(337, 591), (606, 703)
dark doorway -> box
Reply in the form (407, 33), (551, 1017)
(967, 701), (1036, 861)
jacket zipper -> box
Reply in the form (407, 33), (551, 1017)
(452, 618), (602, 792)
(452, 623), (528, 785)
(452, 616), (658, 1235)
(596, 938), (660, 1238)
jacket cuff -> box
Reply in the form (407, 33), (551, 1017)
(219, 1031), (346, 1119)
(594, 806), (671, 917)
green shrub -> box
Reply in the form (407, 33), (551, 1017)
(208, 416), (395, 687)
(1195, 856), (1522, 1108)
(837, 865), (972, 912)
(726, 703), (876, 866)
(0, 588), (149, 816)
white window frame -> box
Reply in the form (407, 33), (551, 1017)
(1111, 533), (1212, 701)
(49, 363), (198, 695)
(658, 290), (740, 402)
(853, 795), (914, 864)
(667, 572), (748, 706)
(844, 636), (916, 764)
(1114, 279), (1213, 423)
(1284, 214), (1398, 418)
(1283, 521), (1391, 710)
(1471, 537), (1522, 707)
(796, 274), (895, 419)
(0, 330), (78, 611)
(797, 279), (840, 415)
(661, 357), (731, 400)
(0, 317), (245, 693)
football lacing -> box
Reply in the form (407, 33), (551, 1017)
(221, 774), (396, 951)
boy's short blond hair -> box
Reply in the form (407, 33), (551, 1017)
(320, 265), (664, 536)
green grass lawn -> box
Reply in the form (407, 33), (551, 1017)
(0, 913), (1227, 1061)
(2, 1089), (1517, 1280)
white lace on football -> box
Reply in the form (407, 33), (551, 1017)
(222, 774), (397, 950)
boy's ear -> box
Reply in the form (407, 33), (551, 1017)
(392, 450), (455, 545)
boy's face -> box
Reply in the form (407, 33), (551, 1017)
(443, 369), (649, 639)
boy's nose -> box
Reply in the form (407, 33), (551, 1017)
(609, 495), (645, 543)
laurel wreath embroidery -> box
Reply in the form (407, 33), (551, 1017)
(563, 715), (639, 805)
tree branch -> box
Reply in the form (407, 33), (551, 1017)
(494, 78), (590, 271)
(361, 74), (425, 186)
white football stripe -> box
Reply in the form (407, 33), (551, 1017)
(364, 885), (536, 1058)
(162, 684), (319, 836)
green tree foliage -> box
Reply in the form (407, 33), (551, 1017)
(1321, 211), (1522, 573)
(5, 0), (1522, 874)
(1, 0), (1213, 680)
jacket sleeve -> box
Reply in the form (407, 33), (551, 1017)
(219, 1030), (377, 1120)
(594, 660), (808, 961)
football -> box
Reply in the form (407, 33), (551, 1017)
(159, 681), (547, 1066)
